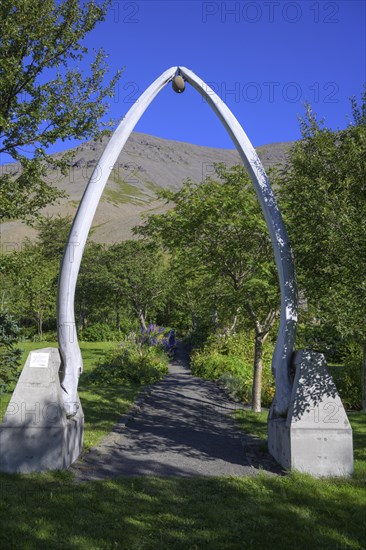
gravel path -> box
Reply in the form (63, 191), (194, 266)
(71, 343), (283, 481)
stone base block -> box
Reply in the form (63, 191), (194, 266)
(268, 350), (353, 477)
(0, 348), (83, 473)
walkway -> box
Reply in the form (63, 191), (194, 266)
(71, 344), (282, 481)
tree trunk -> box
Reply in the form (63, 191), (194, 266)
(191, 310), (197, 332)
(228, 314), (238, 335)
(78, 306), (83, 330)
(213, 307), (219, 333)
(362, 343), (366, 412)
(252, 333), (264, 413)
(138, 310), (147, 331)
(116, 301), (120, 331)
(37, 312), (43, 339)
(79, 304), (86, 330)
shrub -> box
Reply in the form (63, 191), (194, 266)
(329, 344), (363, 410)
(138, 324), (176, 356)
(0, 311), (22, 394)
(190, 331), (275, 407)
(31, 330), (58, 342)
(79, 323), (121, 342)
(88, 339), (169, 386)
(219, 373), (251, 402)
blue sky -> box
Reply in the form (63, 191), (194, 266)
(2, 0), (366, 162)
(83, 0), (365, 149)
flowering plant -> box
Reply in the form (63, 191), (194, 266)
(137, 324), (176, 356)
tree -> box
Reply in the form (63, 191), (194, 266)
(0, 0), (121, 221)
(278, 89), (366, 410)
(135, 164), (280, 412)
(164, 249), (227, 339)
(103, 241), (168, 331)
(0, 309), (22, 394)
(35, 214), (72, 260)
(76, 241), (111, 329)
(0, 241), (58, 337)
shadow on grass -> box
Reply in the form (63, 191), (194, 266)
(0, 471), (365, 549)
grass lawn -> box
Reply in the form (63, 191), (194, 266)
(0, 343), (365, 549)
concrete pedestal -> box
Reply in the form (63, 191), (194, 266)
(0, 348), (83, 473)
(268, 350), (353, 477)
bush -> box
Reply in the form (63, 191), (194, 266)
(296, 316), (344, 363)
(190, 332), (275, 407)
(138, 324), (176, 356)
(0, 311), (22, 394)
(31, 330), (58, 342)
(79, 323), (121, 342)
(329, 344), (363, 410)
(88, 339), (169, 386)
(219, 373), (251, 402)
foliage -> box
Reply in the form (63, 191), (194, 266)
(79, 322), (121, 343)
(88, 340), (169, 386)
(102, 240), (169, 330)
(138, 323), (176, 356)
(135, 164), (280, 411)
(277, 89), (366, 409)
(76, 241), (112, 330)
(191, 332), (275, 406)
(0, 223), (171, 339)
(36, 215), (73, 259)
(31, 330), (58, 343)
(295, 309), (344, 362)
(296, 312), (362, 409)
(87, 327), (172, 386)
(136, 164), (279, 329)
(0, 241), (58, 337)
(0, 215), (72, 339)
(279, 94), (366, 342)
(0, 0), (121, 221)
(329, 343), (363, 410)
(0, 310), (22, 393)
(331, 363), (362, 411)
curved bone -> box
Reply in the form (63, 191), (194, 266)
(180, 67), (298, 415)
(57, 67), (179, 410)
(57, 66), (298, 416)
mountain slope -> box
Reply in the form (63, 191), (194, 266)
(0, 132), (294, 246)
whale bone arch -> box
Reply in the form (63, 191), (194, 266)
(57, 66), (298, 416)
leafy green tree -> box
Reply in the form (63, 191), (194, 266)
(35, 215), (72, 260)
(136, 164), (280, 412)
(0, 242), (58, 337)
(0, 309), (22, 394)
(76, 241), (111, 330)
(0, 0), (121, 221)
(103, 241), (168, 331)
(0, 215), (73, 338)
(278, 89), (366, 410)
(160, 247), (228, 340)
(35, 217), (115, 331)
